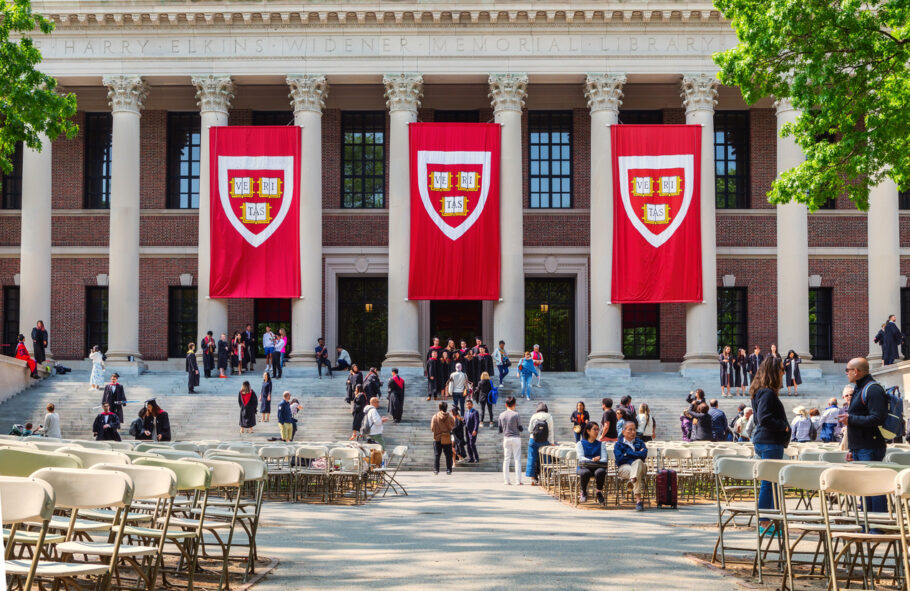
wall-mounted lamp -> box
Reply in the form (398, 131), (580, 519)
(365, 303), (373, 313)
(540, 304), (549, 313)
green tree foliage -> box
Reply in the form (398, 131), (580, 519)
(0, 0), (77, 174)
(714, 0), (910, 210)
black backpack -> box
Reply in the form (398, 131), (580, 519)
(531, 419), (549, 443)
(129, 417), (143, 438)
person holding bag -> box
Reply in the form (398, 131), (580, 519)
(570, 401), (589, 442)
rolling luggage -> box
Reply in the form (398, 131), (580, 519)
(655, 469), (678, 508)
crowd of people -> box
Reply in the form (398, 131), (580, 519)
(717, 344), (806, 397)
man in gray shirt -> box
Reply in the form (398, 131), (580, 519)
(498, 396), (523, 485)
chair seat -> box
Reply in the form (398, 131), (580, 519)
(787, 522), (862, 533)
(123, 525), (197, 540)
(3, 528), (66, 545)
(163, 517), (233, 530)
(206, 499), (257, 509)
(48, 517), (111, 533)
(5, 559), (109, 577)
(184, 507), (255, 520)
(81, 509), (153, 523)
(57, 541), (158, 557)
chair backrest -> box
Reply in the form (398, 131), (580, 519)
(0, 476), (55, 523)
(154, 449), (201, 460)
(135, 442), (173, 453)
(32, 467), (134, 509)
(0, 448), (83, 476)
(798, 449), (825, 462)
(820, 466), (897, 497)
(58, 446), (130, 467)
(93, 463), (178, 500)
(329, 447), (361, 460)
(71, 440), (113, 450)
(714, 457), (757, 480)
(819, 451), (850, 464)
(258, 446), (291, 460)
(389, 446), (408, 460)
(105, 441), (134, 451)
(0, 439), (37, 449)
(778, 463), (838, 492)
(181, 458), (245, 487)
(29, 440), (72, 452)
(172, 442), (200, 452)
(783, 447), (799, 459)
(207, 455), (268, 481)
(884, 450), (910, 466)
(662, 447), (692, 460)
(894, 469), (910, 497)
(132, 457), (212, 491)
(753, 459), (794, 483)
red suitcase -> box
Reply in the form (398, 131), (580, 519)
(655, 469), (678, 508)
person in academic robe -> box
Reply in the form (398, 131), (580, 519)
(450, 407), (467, 462)
(471, 336), (486, 356)
(462, 350), (480, 391)
(882, 315), (903, 365)
(92, 403), (121, 441)
(439, 351), (453, 389)
(232, 331), (245, 375)
(216, 333), (230, 378)
(748, 346), (764, 383)
(259, 372), (272, 422)
(426, 351), (443, 401)
(718, 346), (734, 397)
(201, 331), (216, 378)
(477, 345), (495, 378)
(459, 340), (470, 358)
(15, 335), (38, 378)
(364, 367), (382, 401)
(238, 381), (258, 434)
(768, 344), (782, 362)
(142, 399), (171, 442)
(30, 321), (48, 365)
(186, 342), (200, 393)
(242, 324), (257, 371)
(387, 368), (405, 423)
(783, 350), (802, 396)
(426, 337), (443, 360)
(734, 348), (749, 395)
(345, 364), (364, 404)
(102, 372), (127, 423)
(350, 385), (367, 440)
(444, 339), (457, 359)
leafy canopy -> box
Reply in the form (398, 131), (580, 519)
(713, 0), (910, 210)
(0, 0), (77, 174)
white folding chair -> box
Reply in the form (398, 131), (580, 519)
(1, 476), (59, 590)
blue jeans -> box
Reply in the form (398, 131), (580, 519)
(852, 447), (888, 513)
(497, 364), (509, 386)
(526, 438), (544, 478)
(753, 442), (785, 516)
(452, 392), (465, 416)
(520, 375), (533, 399)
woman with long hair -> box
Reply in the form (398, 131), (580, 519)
(238, 380), (258, 434)
(89, 344), (105, 390)
(259, 371), (272, 422)
(749, 355), (790, 534)
(570, 401), (589, 442)
(783, 350), (802, 396)
(142, 399), (171, 442)
(350, 384), (367, 440)
(735, 348), (749, 396)
(718, 345), (734, 397)
(637, 403), (656, 441)
(232, 331), (245, 376)
(768, 343), (781, 361)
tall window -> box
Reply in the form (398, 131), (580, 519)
(808, 287), (833, 360)
(717, 287), (748, 353)
(619, 111), (663, 124)
(899, 191), (910, 210)
(714, 111), (750, 209)
(85, 286), (108, 356)
(2, 286), (19, 357)
(434, 110), (479, 123)
(252, 111), (295, 126)
(168, 287), (197, 358)
(166, 113), (201, 209)
(341, 111), (385, 208)
(622, 304), (659, 359)
(83, 113), (113, 209)
(1, 142), (23, 209)
(528, 111), (572, 208)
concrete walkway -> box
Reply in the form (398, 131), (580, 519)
(252, 472), (741, 590)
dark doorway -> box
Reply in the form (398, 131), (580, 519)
(338, 278), (388, 369)
(808, 287), (833, 360)
(85, 286), (108, 356)
(525, 279), (575, 371)
(168, 287), (197, 358)
(254, 298), (292, 357)
(430, 301), (483, 349)
(2, 286), (19, 357)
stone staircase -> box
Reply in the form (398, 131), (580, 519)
(0, 369), (849, 470)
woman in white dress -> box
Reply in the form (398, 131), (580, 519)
(89, 345), (105, 390)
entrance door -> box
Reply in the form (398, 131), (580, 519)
(525, 278), (575, 371)
(254, 299), (291, 356)
(430, 300), (483, 349)
(338, 278), (388, 369)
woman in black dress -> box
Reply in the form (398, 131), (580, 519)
(259, 372), (272, 422)
(345, 364), (364, 404)
(783, 350), (802, 396)
(426, 351), (442, 401)
(238, 380), (258, 434)
(217, 333), (230, 378)
(186, 342), (199, 393)
(350, 384), (367, 440)
(718, 345), (734, 397)
(734, 348), (749, 396)
(142, 399), (171, 442)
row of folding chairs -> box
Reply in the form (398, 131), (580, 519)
(713, 454), (910, 590)
(1, 443), (268, 591)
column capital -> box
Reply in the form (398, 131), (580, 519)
(103, 75), (148, 115)
(192, 75), (234, 115)
(584, 74), (627, 114)
(382, 74), (423, 113)
(680, 73), (718, 115)
(287, 75), (328, 115)
(488, 73), (528, 113)
(774, 97), (798, 117)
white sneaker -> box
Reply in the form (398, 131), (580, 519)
(504, 481), (512, 485)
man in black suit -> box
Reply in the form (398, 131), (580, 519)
(242, 324), (256, 371)
(464, 399), (480, 463)
(101, 373), (127, 423)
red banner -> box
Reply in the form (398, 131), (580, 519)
(408, 123), (501, 300)
(611, 125), (702, 303)
(210, 126), (301, 298)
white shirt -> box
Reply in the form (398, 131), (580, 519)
(338, 349), (352, 364)
(275, 337), (287, 353)
(449, 371), (467, 393)
(821, 405), (840, 425)
(263, 331), (275, 348)
(363, 406), (383, 435)
(44, 412), (61, 438)
(90, 350), (104, 366)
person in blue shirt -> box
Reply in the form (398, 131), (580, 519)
(708, 399), (730, 441)
(517, 351), (539, 401)
(614, 421), (648, 511)
(315, 337), (332, 378)
(575, 422), (607, 504)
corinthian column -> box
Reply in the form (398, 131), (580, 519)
(102, 75), (147, 371)
(584, 74), (631, 376)
(192, 75), (234, 348)
(382, 74), (423, 369)
(774, 100), (813, 364)
(286, 75), (328, 371)
(489, 73), (527, 360)
(680, 74), (719, 375)
(867, 176), (900, 363)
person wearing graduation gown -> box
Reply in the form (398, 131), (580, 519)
(201, 331), (216, 378)
(477, 345), (495, 379)
(462, 350), (480, 392)
(15, 335), (38, 378)
(768, 344), (782, 363)
(439, 351), (453, 390)
(186, 343), (200, 393)
(350, 385), (368, 440)
(345, 364), (364, 404)
(232, 331), (245, 375)
(30, 321), (48, 365)
(882, 315), (903, 365)
(451, 407), (467, 462)
(238, 380), (258, 434)
(734, 348), (749, 395)
(142, 399), (171, 442)
(426, 336), (443, 360)
(102, 372), (127, 423)
(259, 372), (273, 422)
(426, 351), (443, 401)
(92, 403), (121, 441)
(783, 350), (802, 396)
(748, 346), (764, 383)
(242, 324), (256, 371)
(387, 368), (405, 423)
(364, 367), (382, 401)
(718, 346), (734, 397)
(216, 333), (230, 378)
